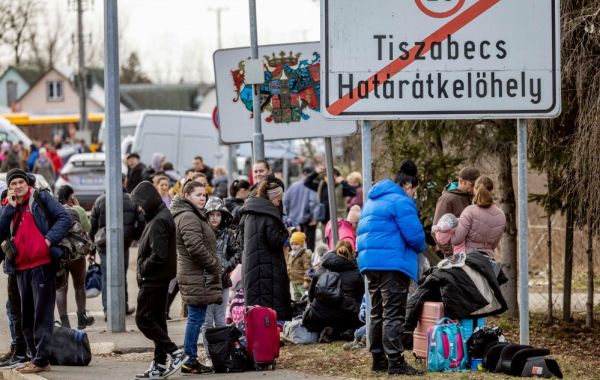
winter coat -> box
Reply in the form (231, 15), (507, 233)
(130, 181), (176, 288)
(357, 179), (426, 281)
(90, 189), (145, 245)
(302, 252), (364, 333)
(212, 176), (228, 199)
(224, 197), (245, 225)
(404, 251), (508, 331)
(33, 158), (55, 187)
(0, 188), (71, 274)
(287, 247), (312, 283)
(451, 204), (506, 257)
(126, 163), (148, 193)
(171, 195), (222, 306)
(283, 179), (316, 225)
(432, 182), (473, 256)
(215, 226), (241, 288)
(324, 218), (356, 251)
(304, 172), (356, 222)
(1, 150), (22, 172)
(239, 196), (291, 321)
(346, 185), (363, 211)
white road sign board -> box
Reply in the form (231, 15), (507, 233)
(214, 42), (357, 144)
(321, 0), (561, 120)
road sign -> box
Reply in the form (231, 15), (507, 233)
(321, 0), (561, 120)
(213, 42), (358, 144)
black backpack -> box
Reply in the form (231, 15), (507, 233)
(314, 270), (342, 304)
(205, 325), (250, 373)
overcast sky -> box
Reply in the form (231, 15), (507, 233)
(32, 0), (321, 83)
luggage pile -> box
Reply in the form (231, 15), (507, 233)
(206, 305), (280, 372)
(413, 302), (563, 378)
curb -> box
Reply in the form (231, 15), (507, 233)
(0, 368), (48, 380)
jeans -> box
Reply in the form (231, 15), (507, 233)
(6, 300), (15, 347)
(99, 241), (131, 312)
(202, 289), (229, 358)
(354, 325), (367, 342)
(16, 264), (56, 367)
(184, 304), (207, 361)
(365, 270), (410, 360)
(136, 286), (178, 365)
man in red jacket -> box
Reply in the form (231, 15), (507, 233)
(46, 145), (62, 175)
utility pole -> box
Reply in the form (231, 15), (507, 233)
(209, 6), (236, 183)
(71, 0), (90, 134)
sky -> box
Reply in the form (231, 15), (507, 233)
(31, 0), (321, 83)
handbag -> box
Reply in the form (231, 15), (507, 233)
(2, 206), (24, 262)
(94, 227), (106, 248)
(85, 260), (102, 298)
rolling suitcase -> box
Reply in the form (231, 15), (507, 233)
(245, 306), (279, 370)
(413, 301), (444, 362)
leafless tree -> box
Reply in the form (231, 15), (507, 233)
(0, 0), (39, 65)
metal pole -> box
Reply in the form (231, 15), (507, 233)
(104, 0), (126, 333)
(324, 137), (338, 244)
(361, 120), (372, 347)
(517, 118), (529, 345)
(77, 0), (88, 133)
(249, 0), (265, 161)
(210, 6), (236, 186)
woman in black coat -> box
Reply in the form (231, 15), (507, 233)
(303, 240), (364, 338)
(239, 180), (291, 321)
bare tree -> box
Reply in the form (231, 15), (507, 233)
(28, 6), (67, 71)
(0, 0), (38, 65)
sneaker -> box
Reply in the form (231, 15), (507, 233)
(318, 326), (333, 343)
(204, 358), (212, 368)
(163, 349), (188, 377)
(126, 305), (136, 315)
(0, 347), (14, 363)
(343, 340), (359, 351)
(16, 361), (50, 374)
(0, 354), (29, 369)
(181, 359), (213, 375)
(387, 357), (423, 376)
(77, 311), (95, 330)
(135, 361), (167, 379)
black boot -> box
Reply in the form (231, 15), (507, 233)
(371, 353), (388, 372)
(77, 311), (95, 330)
(60, 314), (71, 328)
(387, 356), (423, 376)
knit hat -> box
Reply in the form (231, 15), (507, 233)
(290, 232), (306, 246)
(347, 205), (361, 224)
(459, 167), (481, 182)
(6, 168), (27, 186)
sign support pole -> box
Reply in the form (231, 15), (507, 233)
(325, 137), (339, 244)
(103, 0), (125, 333)
(517, 118), (529, 345)
(361, 120), (372, 347)
(248, 0), (265, 161)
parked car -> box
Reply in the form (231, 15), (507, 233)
(54, 152), (125, 210)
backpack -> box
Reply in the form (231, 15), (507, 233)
(205, 325), (250, 373)
(48, 324), (92, 366)
(228, 287), (246, 331)
(33, 190), (95, 261)
(85, 261), (102, 298)
(427, 317), (468, 372)
(314, 269), (342, 304)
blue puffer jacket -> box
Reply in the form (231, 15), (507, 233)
(0, 188), (71, 274)
(357, 179), (426, 281)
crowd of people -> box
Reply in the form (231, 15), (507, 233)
(0, 146), (507, 378)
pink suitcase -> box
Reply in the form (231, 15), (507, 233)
(413, 301), (445, 361)
(245, 306), (279, 370)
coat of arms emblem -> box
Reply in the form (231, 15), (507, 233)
(231, 51), (321, 123)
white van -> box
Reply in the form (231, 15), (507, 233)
(131, 111), (226, 174)
(0, 116), (32, 147)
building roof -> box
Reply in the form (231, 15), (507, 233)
(0, 65), (44, 86)
(119, 83), (213, 111)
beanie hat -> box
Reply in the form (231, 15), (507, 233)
(290, 232), (306, 246)
(459, 167), (481, 182)
(6, 168), (28, 186)
(347, 205), (361, 224)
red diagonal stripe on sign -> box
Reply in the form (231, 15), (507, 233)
(326, 0), (501, 116)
